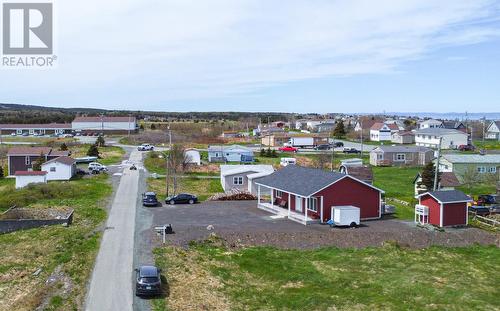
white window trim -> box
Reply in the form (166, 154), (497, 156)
(233, 176), (243, 185)
(394, 153), (406, 162)
(50, 167), (56, 172)
(477, 166), (486, 173)
(25, 156), (30, 165)
(276, 190), (283, 198)
(307, 197), (318, 212)
(16, 129), (23, 134)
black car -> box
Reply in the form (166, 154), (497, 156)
(334, 142), (344, 148)
(165, 193), (198, 205)
(142, 192), (160, 207)
(489, 205), (500, 215)
(314, 144), (331, 150)
(468, 206), (490, 216)
(477, 194), (497, 205)
(343, 147), (361, 154)
(135, 265), (162, 296)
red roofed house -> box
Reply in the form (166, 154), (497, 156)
(370, 122), (400, 142)
(7, 147), (70, 176)
(15, 171), (48, 189)
(71, 116), (138, 134)
(415, 190), (472, 227)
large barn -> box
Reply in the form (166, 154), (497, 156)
(255, 165), (384, 225)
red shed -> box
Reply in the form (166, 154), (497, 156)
(254, 165), (384, 225)
(416, 190), (472, 227)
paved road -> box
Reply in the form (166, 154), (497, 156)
(85, 150), (143, 311)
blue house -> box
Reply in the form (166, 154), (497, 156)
(208, 145), (254, 163)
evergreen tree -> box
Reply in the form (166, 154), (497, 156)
(96, 135), (105, 147)
(419, 162), (440, 191)
(271, 149), (277, 158)
(151, 123), (156, 130)
(140, 124), (145, 130)
(266, 148), (272, 157)
(87, 144), (100, 158)
(59, 142), (68, 151)
(333, 121), (346, 139)
(0, 166), (4, 178)
(32, 153), (45, 171)
(260, 148), (266, 157)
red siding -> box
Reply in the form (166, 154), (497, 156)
(420, 195), (441, 226)
(442, 202), (467, 226)
(315, 176), (381, 222)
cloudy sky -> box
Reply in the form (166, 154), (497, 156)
(1, 0), (500, 113)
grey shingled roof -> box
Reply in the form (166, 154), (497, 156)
(424, 190), (471, 203)
(255, 165), (347, 197)
(373, 145), (432, 153)
(415, 128), (466, 135)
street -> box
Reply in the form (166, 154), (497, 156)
(85, 150), (142, 311)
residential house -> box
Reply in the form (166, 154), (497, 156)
(338, 158), (373, 184)
(261, 133), (290, 147)
(486, 121), (500, 140)
(415, 190), (471, 227)
(207, 145), (254, 163)
(184, 149), (201, 166)
(369, 146), (433, 167)
(221, 131), (239, 138)
(41, 156), (76, 181)
(72, 116), (137, 134)
(391, 131), (415, 144)
(255, 165), (384, 225)
(442, 121), (466, 132)
(313, 122), (336, 133)
(414, 172), (461, 195)
(7, 147), (71, 176)
(415, 128), (468, 149)
(353, 119), (379, 132)
(439, 154), (500, 181)
(0, 123), (71, 136)
(384, 119), (406, 131)
(15, 171), (48, 189)
(418, 119), (443, 129)
(220, 165), (274, 195)
(369, 122), (399, 141)
(259, 126), (285, 137)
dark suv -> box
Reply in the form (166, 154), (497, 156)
(135, 266), (162, 296)
(142, 192), (160, 207)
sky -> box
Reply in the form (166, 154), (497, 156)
(1, 0), (500, 113)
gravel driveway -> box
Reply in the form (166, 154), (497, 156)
(150, 201), (498, 249)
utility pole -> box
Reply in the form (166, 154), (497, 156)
(482, 116), (486, 146)
(128, 114), (131, 137)
(100, 114), (104, 133)
(433, 137), (443, 191)
(359, 119), (363, 158)
(331, 136), (335, 171)
(0, 126), (3, 145)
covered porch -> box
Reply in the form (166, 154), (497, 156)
(257, 184), (322, 225)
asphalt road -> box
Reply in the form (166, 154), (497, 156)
(85, 150), (143, 311)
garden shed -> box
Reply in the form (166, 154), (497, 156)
(416, 190), (472, 227)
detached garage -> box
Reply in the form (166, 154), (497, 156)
(15, 171), (48, 189)
(416, 190), (472, 227)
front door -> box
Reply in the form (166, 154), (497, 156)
(295, 196), (303, 212)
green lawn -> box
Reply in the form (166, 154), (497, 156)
(0, 175), (112, 310)
(148, 176), (223, 201)
(473, 140), (500, 150)
(373, 166), (420, 203)
(71, 144), (125, 165)
(153, 242), (500, 311)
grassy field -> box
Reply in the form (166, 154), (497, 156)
(148, 176), (223, 201)
(0, 136), (75, 144)
(372, 166), (420, 202)
(70, 144), (125, 165)
(152, 242), (500, 311)
(474, 140), (500, 150)
(0, 174), (112, 310)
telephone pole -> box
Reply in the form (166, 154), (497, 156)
(433, 137), (442, 191)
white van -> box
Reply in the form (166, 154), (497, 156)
(280, 158), (296, 167)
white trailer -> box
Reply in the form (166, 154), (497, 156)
(287, 137), (315, 148)
(330, 206), (360, 227)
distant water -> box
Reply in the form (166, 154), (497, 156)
(377, 112), (500, 121)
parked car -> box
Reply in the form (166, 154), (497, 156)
(22, 132), (29, 136)
(314, 144), (331, 150)
(333, 142), (344, 148)
(165, 193), (198, 205)
(76, 168), (90, 176)
(468, 206), (490, 216)
(142, 192), (160, 207)
(62, 133), (74, 138)
(135, 265), (162, 296)
(10, 133), (16, 136)
(477, 194), (498, 205)
(489, 205), (500, 214)
(138, 144), (155, 151)
(343, 147), (361, 154)
(280, 157), (296, 167)
(88, 162), (108, 172)
(458, 144), (475, 151)
(278, 146), (298, 153)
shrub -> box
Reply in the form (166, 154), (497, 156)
(87, 144), (100, 158)
(60, 143), (68, 151)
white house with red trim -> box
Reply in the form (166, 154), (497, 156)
(415, 190), (472, 227)
(255, 165), (384, 225)
(15, 171), (48, 189)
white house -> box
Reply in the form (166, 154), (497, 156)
(184, 149), (201, 166)
(419, 119), (443, 129)
(41, 156), (76, 181)
(207, 145), (254, 163)
(369, 122), (399, 141)
(72, 116), (137, 134)
(415, 128), (468, 149)
(15, 171), (48, 189)
(220, 165), (274, 194)
(486, 121), (500, 141)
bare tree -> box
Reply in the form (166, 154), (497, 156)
(314, 153), (331, 170)
(166, 144), (187, 195)
(461, 166), (480, 190)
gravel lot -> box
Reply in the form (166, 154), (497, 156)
(150, 201), (499, 249)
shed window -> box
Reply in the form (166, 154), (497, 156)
(233, 176), (243, 185)
(50, 167), (56, 172)
(308, 198), (317, 212)
(25, 156), (31, 165)
(377, 154), (383, 160)
(477, 166), (486, 173)
(16, 129), (22, 134)
(488, 167), (497, 173)
(394, 153), (406, 161)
